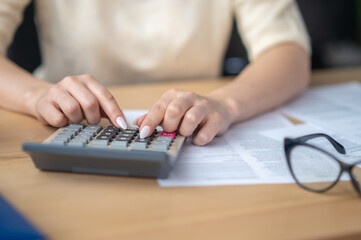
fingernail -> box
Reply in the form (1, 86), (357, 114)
(116, 116), (127, 129)
(139, 126), (150, 139)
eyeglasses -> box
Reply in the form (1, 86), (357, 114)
(284, 133), (361, 196)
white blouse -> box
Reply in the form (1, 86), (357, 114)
(0, 0), (310, 85)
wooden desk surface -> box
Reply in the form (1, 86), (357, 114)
(1, 67), (361, 240)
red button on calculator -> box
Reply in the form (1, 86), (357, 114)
(160, 131), (176, 139)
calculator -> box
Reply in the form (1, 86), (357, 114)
(22, 124), (186, 178)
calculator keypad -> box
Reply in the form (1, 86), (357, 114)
(49, 124), (175, 152)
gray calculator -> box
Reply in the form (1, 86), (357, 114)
(22, 124), (186, 178)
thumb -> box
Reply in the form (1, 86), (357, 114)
(134, 113), (147, 126)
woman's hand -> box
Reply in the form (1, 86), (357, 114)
(32, 74), (128, 128)
(135, 89), (233, 146)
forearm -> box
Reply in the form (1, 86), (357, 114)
(0, 55), (51, 116)
(208, 43), (311, 124)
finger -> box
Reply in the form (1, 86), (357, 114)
(81, 74), (127, 129)
(192, 114), (224, 146)
(139, 90), (176, 138)
(38, 100), (68, 127)
(53, 89), (83, 123)
(99, 107), (108, 119)
(162, 93), (196, 132)
(62, 77), (101, 125)
(178, 105), (208, 137)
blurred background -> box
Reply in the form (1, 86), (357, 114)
(6, 0), (361, 76)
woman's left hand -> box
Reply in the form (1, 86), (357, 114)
(135, 88), (232, 146)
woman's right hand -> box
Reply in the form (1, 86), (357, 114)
(32, 74), (127, 129)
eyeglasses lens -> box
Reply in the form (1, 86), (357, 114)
(290, 145), (341, 191)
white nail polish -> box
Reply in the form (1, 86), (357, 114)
(140, 126), (150, 139)
(116, 116), (127, 129)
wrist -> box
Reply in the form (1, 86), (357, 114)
(23, 84), (52, 118)
(207, 93), (241, 124)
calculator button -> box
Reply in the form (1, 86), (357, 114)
(49, 140), (67, 145)
(115, 136), (132, 142)
(66, 124), (84, 133)
(53, 134), (71, 140)
(151, 143), (169, 151)
(78, 131), (94, 136)
(68, 141), (86, 147)
(84, 125), (103, 133)
(71, 137), (89, 143)
(67, 123), (84, 129)
(103, 126), (120, 133)
(52, 136), (69, 142)
(61, 129), (78, 136)
(130, 142), (148, 150)
(126, 128), (139, 132)
(100, 131), (117, 137)
(77, 132), (94, 140)
(119, 133), (134, 138)
(92, 140), (109, 147)
(154, 137), (172, 145)
(96, 135), (112, 141)
(134, 137), (151, 143)
(123, 129), (138, 134)
(56, 132), (74, 139)
(159, 131), (176, 139)
(52, 138), (70, 144)
(111, 141), (128, 149)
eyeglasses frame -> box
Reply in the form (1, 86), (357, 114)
(284, 133), (361, 196)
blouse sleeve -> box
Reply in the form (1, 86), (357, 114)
(233, 0), (310, 61)
(0, 0), (30, 55)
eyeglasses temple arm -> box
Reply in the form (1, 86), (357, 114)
(295, 133), (346, 154)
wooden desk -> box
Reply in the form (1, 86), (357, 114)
(1, 67), (361, 240)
